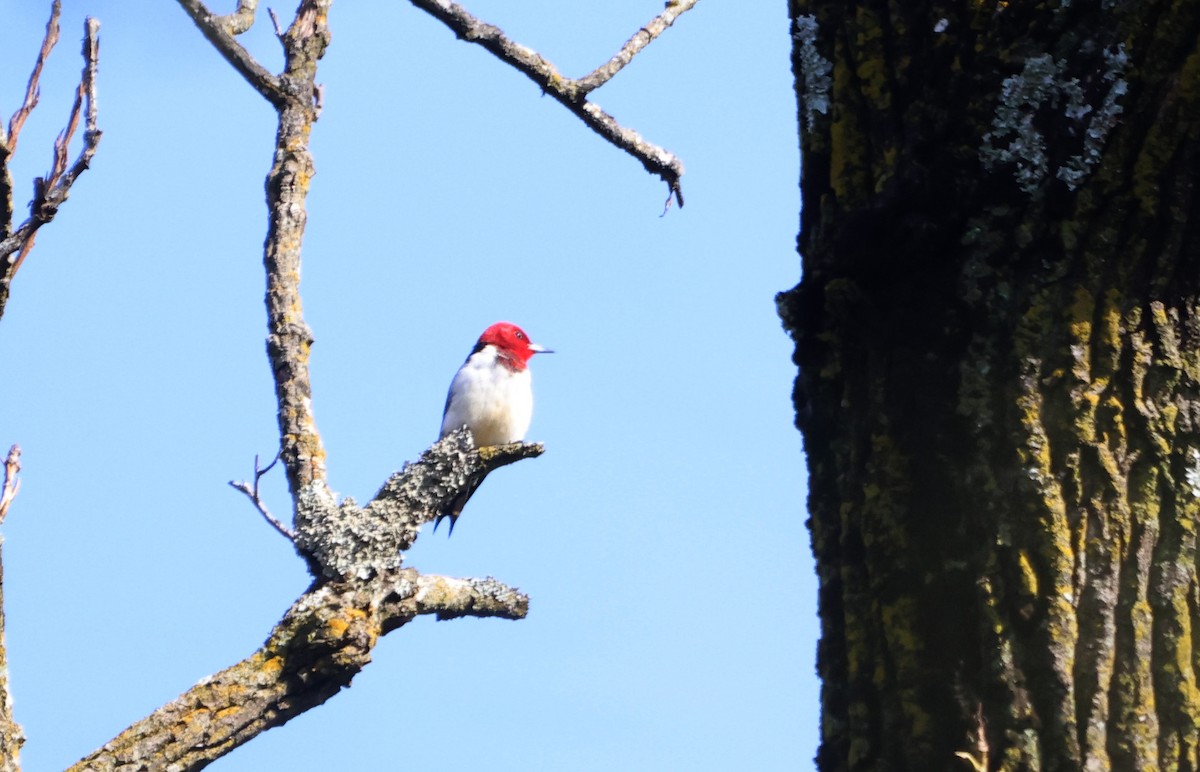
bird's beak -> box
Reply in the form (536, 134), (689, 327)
(529, 343), (554, 354)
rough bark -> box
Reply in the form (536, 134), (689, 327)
(68, 0), (640, 764)
(7, 0), (702, 764)
(67, 570), (527, 771)
(780, 1), (1200, 770)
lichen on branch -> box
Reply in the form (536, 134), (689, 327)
(295, 430), (544, 580)
(70, 568), (528, 771)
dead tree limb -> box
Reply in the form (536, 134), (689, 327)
(408, 0), (697, 209)
(68, 568), (528, 771)
(0, 2), (102, 322)
(68, 3), (547, 766)
(0, 4), (102, 765)
(0, 446), (21, 772)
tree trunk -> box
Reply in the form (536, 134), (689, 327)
(779, 2), (1200, 769)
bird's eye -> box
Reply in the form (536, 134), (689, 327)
(515, 331), (526, 340)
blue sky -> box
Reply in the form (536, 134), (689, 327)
(0, 2), (812, 769)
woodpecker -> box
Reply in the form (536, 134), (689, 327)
(436, 321), (551, 534)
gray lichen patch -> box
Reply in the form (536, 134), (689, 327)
(794, 14), (832, 133)
(293, 429), (544, 580)
(1186, 448), (1200, 499)
(1056, 46), (1128, 190)
(980, 46), (1128, 194)
(294, 431), (479, 580)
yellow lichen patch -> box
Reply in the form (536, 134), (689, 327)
(1099, 292), (1123, 360)
(843, 595), (869, 680)
(827, 30), (871, 205)
(1017, 549), (1039, 598)
(1068, 286), (1094, 359)
(1149, 301), (1184, 369)
(880, 596), (933, 741)
(477, 445), (505, 462)
(852, 6), (891, 111)
(326, 607), (369, 640)
(325, 616), (350, 639)
(180, 707), (212, 730)
(1095, 444), (1122, 489)
(260, 655), (284, 675)
(214, 706), (241, 722)
(859, 432), (912, 555)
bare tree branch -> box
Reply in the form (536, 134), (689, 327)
(173, 0), (332, 507)
(0, 9), (101, 323)
(72, 424), (538, 768)
(69, 568), (528, 771)
(0, 447), (23, 772)
(414, 573), (530, 622)
(3, 1), (61, 156)
(0, 8), (87, 765)
(262, 0), (332, 504)
(230, 452), (295, 542)
(0, 446), (18, 526)
(575, 0), (701, 95)
(268, 7), (285, 39)
(408, 0), (692, 207)
(175, 0), (285, 105)
(1, 0), (64, 262)
(84, 2), (554, 765)
(296, 431), (544, 580)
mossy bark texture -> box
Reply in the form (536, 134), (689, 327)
(780, 2), (1200, 769)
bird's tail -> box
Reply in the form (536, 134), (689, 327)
(433, 511), (460, 536)
(433, 476), (486, 536)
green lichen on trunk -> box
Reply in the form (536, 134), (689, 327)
(784, 0), (1200, 769)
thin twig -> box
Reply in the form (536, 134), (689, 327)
(407, 0), (691, 207)
(268, 7), (284, 39)
(230, 451), (295, 541)
(6, 235), (36, 286)
(175, 0), (285, 105)
(0, 446), (20, 525)
(1, 16), (100, 251)
(574, 0), (701, 95)
(5, 0), (62, 154)
(178, 0), (332, 532)
(0, 12), (101, 323)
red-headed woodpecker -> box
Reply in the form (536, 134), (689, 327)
(436, 321), (552, 534)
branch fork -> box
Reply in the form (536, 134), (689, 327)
(0, 2), (101, 322)
(409, 0), (697, 209)
(294, 429), (544, 580)
(230, 451), (294, 541)
(66, 0), (658, 764)
(69, 566), (528, 770)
